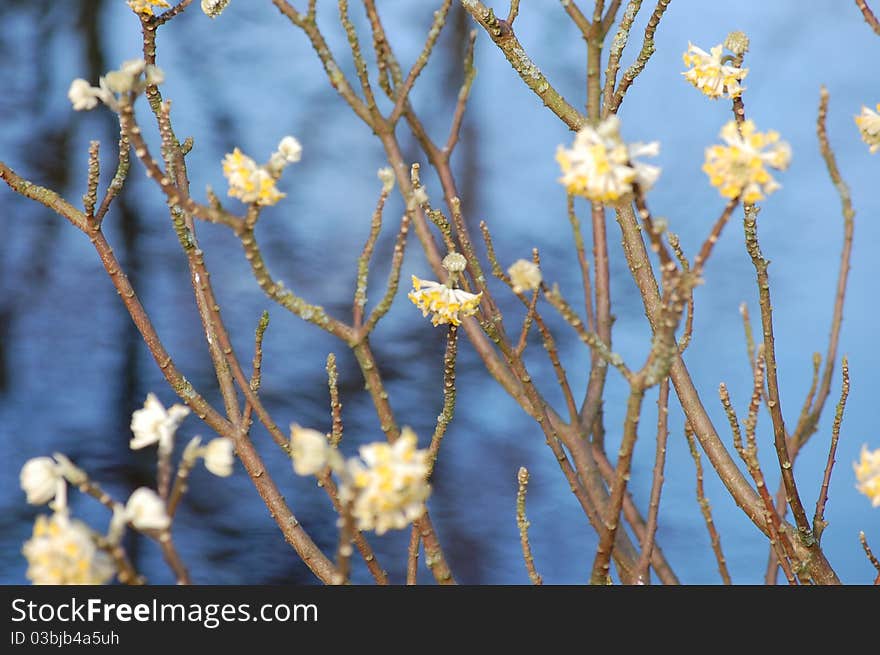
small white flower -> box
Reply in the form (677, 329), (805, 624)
(201, 0), (231, 18)
(556, 115), (660, 203)
(201, 438), (235, 477)
(412, 186), (429, 206)
(23, 513), (115, 585)
(130, 393), (190, 452)
(377, 167), (395, 193)
(408, 276), (482, 327)
(856, 104), (880, 154)
(20, 458), (61, 505)
(290, 424), (339, 476)
(277, 136), (302, 163)
(67, 79), (100, 111)
(442, 252), (467, 273)
(507, 259), (542, 294)
(124, 488), (170, 531)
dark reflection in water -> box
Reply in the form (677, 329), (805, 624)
(1, 1), (879, 584)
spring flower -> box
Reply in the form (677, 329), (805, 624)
(341, 428), (431, 535)
(855, 104), (880, 154)
(508, 259), (542, 294)
(703, 120), (791, 204)
(23, 513), (115, 585)
(127, 0), (171, 16)
(408, 276), (482, 327)
(67, 79), (103, 111)
(377, 167), (395, 192)
(290, 424), (340, 476)
(20, 458), (62, 506)
(124, 488), (170, 531)
(130, 393), (190, 452)
(556, 116), (660, 203)
(267, 136), (303, 174)
(682, 42), (748, 99)
(201, 438), (235, 477)
(854, 445), (880, 507)
(222, 148), (286, 206)
(201, 0), (231, 18)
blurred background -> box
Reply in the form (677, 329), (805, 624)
(1, 0), (878, 584)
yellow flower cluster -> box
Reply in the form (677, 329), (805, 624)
(408, 275), (482, 326)
(222, 148), (285, 206)
(682, 42), (748, 99)
(703, 120), (790, 204)
(22, 513), (115, 585)
(127, 0), (171, 16)
(854, 445), (880, 507)
(342, 428), (431, 535)
(855, 104), (880, 154)
(556, 116), (660, 204)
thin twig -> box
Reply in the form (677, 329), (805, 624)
(859, 532), (880, 583)
(406, 525), (420, 585)
(684, 422), (731, 584)
(812, 357), (849, 543)
(516, 467), (543, 585)
(855, 0), (880, 35)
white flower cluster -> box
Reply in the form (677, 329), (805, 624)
(289, 425), (431, 535)
(68, 59), (164, 112)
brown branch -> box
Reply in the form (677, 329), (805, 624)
(855, 0), (880, 35)
(635, 378), (670, 584)
(684, 422), (732, 584)
(859, 532), (880, 583)
(812, 357), (849, 543)
(406, 525), (420, 585)
(516, 467), (543, 585)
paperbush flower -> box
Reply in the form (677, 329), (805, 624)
(855, 104), (880, 154)
(201, 438), (235, 477)
(507, 259), (542, 294)
(556, 116), (660, 203)
(703, 120), (791, 203)
(222, 148), (286, 206)
(408, 276), (482, 327)
(67, 59), (163, 112)
(290, 424), (341, 476)
(23, 513), (115, 585)
(127, 0), (171, 17)
(854, 445), (880, 507)
(20, 457), (62, 506)
(201, 0), (231, 18)
(682, 42), (748, 99)
(130, 393), (190, 452)
(124, 488), (170, 531)
(341, 428), (431, 535)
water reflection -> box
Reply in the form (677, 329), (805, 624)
(1, 1), (879, 584)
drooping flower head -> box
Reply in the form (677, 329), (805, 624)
(290, 424), (342, 476)
(222, 148), (286, 206)
(408, 276), (482, 327)
(340, 428), (431, 535)
(124, 488), (171, 531)
(67, 59), (164, 112)
(703, 120), (791, 204)
(682, 42), (748, 99)
(128, 0), (171, 16)
(507, 259), (542, 294)
(556, 116), (660, 204)
(201, 438), (235, 477)
(23, 513), (115, 585)
(201, 0), (231, 18)
(130, 393), (190, 453)
(20, 457), (62, 506)
(854, 445), (880, 507)
(855, 104), (880, 154)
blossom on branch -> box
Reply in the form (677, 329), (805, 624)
(124, 488), (171, 531)
(290, 424), (341, 476)
(130, 393), (190, 452)
(556, 116), (660, 204)
(507, 259), (542, 294)
(855, 104), (880, 153)
(23, 513), (115, 585)
(855, 445), (880, 507)
(201, 438), (235, 478)
(201, 0), (231, 18)
(340, 428), (431, 535)
(703, 120), (790, 204)
(20, 457), (62, 506)
(408, 276), (482, 327)
(127, 0), (171, 17)
(682, 42), (748, 99)
(222, 148), (286, 206)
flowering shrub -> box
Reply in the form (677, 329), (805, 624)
(2, 0), (879, 586)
